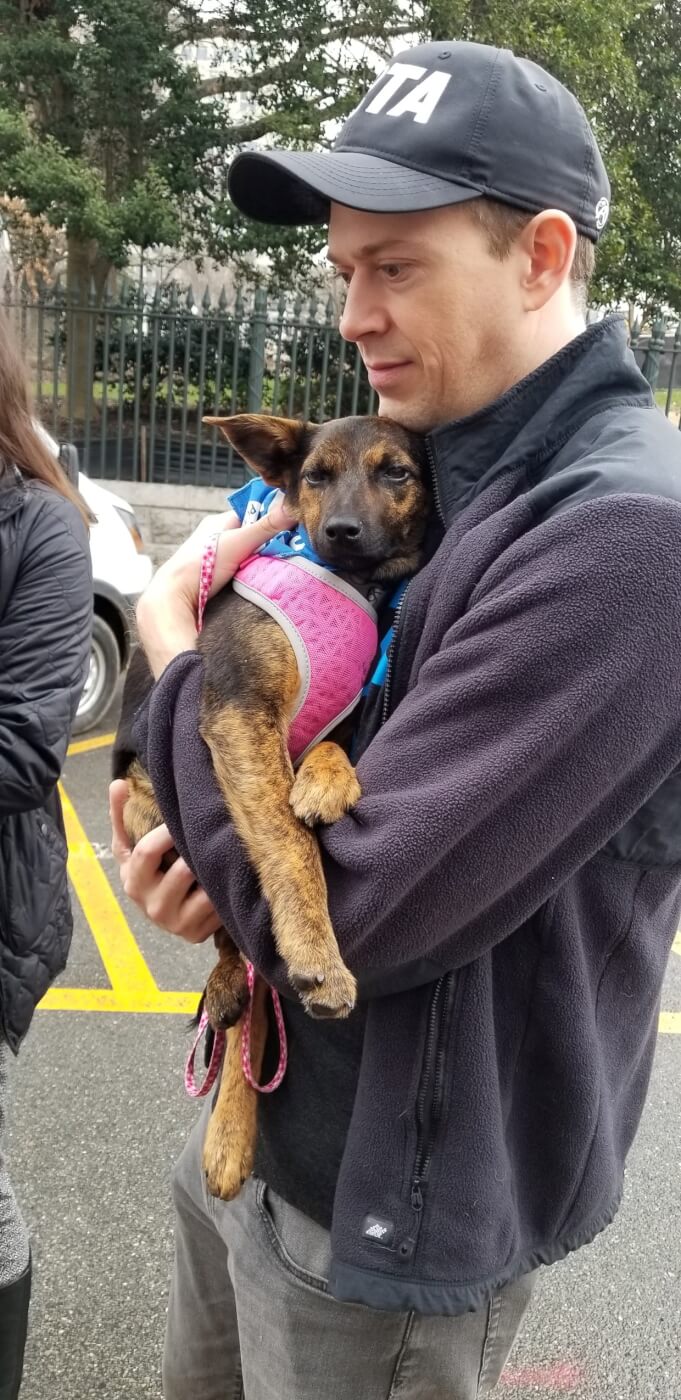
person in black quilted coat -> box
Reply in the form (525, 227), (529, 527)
(0, 316), (92, 1400)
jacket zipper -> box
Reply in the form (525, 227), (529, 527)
(381, 439), (443, 725)
(410, 971), (457, 1224)
(426, 438), (445, 525)
(381, 582), (410, 723)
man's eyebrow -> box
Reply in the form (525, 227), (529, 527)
(326, 240), (421, 265)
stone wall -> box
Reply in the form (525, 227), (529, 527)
(101, 481), (231, 567)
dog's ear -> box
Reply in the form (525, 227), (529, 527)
(203, 414), (316, 487)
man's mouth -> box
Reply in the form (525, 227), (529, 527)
(366, 361), (411, 391)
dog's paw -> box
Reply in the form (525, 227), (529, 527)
(202, 1115), (253, 1202)
(290, 763), (361, 828)
(204, 959), (249, 1031)
(289, 956), (357, 1019)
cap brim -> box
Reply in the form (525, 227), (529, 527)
(228, 149), (483, 225)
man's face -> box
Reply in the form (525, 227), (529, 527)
(328, 202), (528, 432)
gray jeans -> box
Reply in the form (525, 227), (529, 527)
(164, 1099), (536, 1400)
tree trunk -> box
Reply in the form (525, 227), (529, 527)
(65, 235), (111, 422)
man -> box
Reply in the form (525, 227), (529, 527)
(110, 41), (681, 1400)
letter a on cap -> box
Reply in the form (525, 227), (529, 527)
(365, 63), (451, 125)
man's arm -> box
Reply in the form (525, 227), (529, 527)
(134, 493), (681, 995)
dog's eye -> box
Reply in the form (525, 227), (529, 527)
(382, 464), (410, 484)
(302, 467), (330, 486)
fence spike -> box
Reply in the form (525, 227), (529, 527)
(235, 287), (245, 317)
(277, 290), (287, 317)
(202, 284), (212, 312)
(293, 290), (304, 317)
(307, 291), (318, 323)
(325, 294), (335, 324)
(185, 285), (195, 310)
(218, 285), (228, 311)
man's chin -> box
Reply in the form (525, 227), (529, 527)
(376, 394), (431, 433)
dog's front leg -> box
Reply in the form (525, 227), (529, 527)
(289, 741), (361, 827)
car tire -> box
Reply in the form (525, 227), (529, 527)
(72, 613), (121, 735)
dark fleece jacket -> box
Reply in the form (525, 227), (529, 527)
(134, 317), (681, 1314)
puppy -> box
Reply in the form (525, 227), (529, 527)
(113, 413), (430, 1199)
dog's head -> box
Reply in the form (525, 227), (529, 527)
(203, 413), (431, 580)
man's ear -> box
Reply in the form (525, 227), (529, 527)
(203, 414), (316, 487)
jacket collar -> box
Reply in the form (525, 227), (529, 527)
(426, 316), (652, 526)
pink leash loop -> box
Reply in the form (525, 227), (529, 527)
(185, 1010), (225, 1099)
(241, 961), (288, 1093)
(184, 531), (288, 1098)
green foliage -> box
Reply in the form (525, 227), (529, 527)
(0, 0), (216, 270)
(0, 0), (678, 308)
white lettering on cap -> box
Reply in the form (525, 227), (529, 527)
(387, 71), (451, 124)
(364, 63), (451, 125)
(365, 63), (426, 114)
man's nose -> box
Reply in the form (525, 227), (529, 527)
(338, 275), (390, 344)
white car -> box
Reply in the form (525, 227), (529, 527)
(39, 427), (154, 733)
(75, 472), (154, 733)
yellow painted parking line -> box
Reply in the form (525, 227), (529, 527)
(40, 987), (200, 1015)
(67, 732), (116, 756)
(58, 782), (159, 1003)
(659, 1012), (681, 1034)
(38, 781), (202, 1016)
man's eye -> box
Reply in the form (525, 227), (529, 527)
(302, 468), (329, 486)
(383, 464), (410, 483)
(381, 264), (403, 280)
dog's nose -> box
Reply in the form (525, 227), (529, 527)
(324, 516), (363, 544)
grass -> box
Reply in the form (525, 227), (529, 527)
(655, 389), (681, 417)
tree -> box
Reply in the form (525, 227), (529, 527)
(0, 0), (218, 413)
(189, 0), (681, 311)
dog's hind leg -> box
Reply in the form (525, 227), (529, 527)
(202, 979), (268, 1200)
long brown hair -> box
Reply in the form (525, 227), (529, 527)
(0, 311), (90, 527)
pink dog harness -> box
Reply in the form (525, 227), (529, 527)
(232, 552), (379, 764)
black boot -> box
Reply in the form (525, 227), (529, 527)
(0, 1260), (31, 1400)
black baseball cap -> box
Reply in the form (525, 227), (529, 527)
(228, 41), (611, 242)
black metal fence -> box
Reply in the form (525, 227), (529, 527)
(4, 278), (680, 488)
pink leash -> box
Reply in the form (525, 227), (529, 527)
(184, 533), (288, 1099)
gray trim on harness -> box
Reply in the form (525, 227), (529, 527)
(280, 556), (379, 624)
(295, 688), (364, 766)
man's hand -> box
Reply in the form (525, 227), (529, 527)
(137, 494), (298, 679)
(109, 779), (222, 944)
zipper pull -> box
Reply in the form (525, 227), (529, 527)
(411, 1182), (423, 1212)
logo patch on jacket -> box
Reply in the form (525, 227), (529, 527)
(362, 1214), (395, 1247)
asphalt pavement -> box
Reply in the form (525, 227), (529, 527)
(7, 700), (681, 1399)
